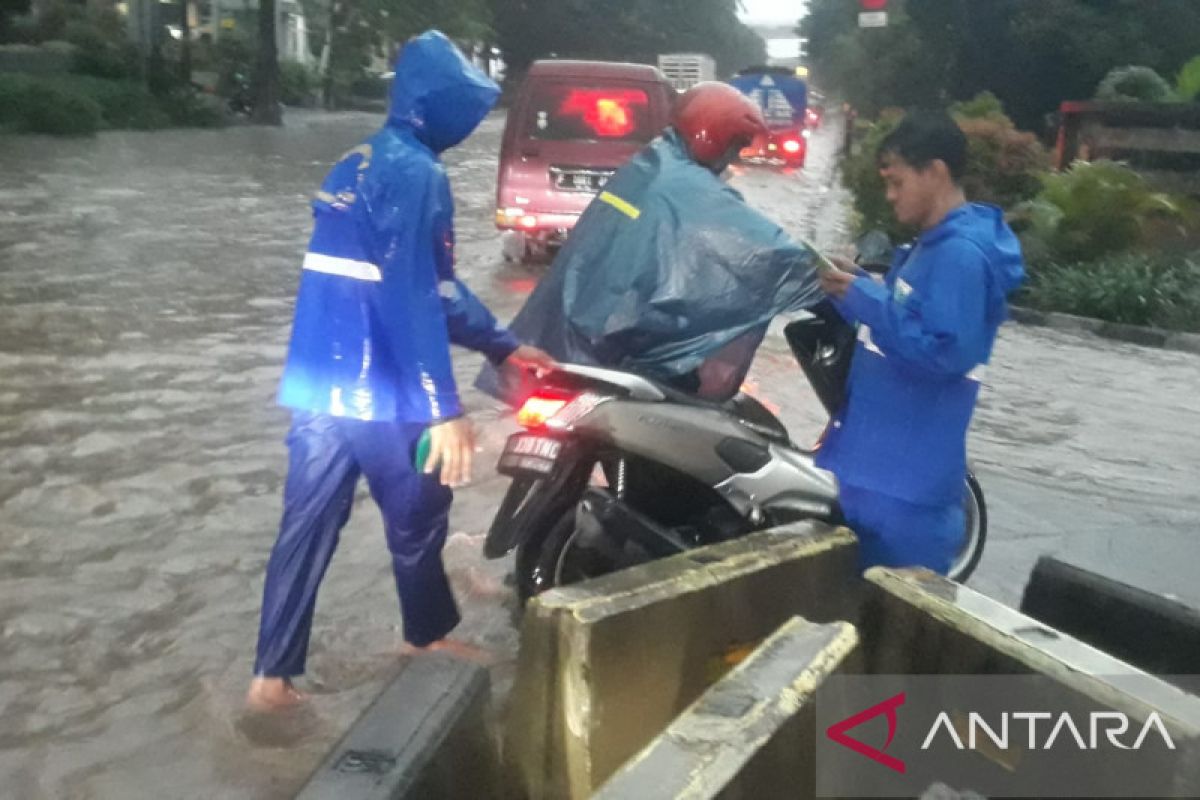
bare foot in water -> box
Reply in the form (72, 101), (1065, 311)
(400, 638), (494, 664)
(246, 677), (308, 711)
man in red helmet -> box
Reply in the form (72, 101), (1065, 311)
(489, 82), (824, 400)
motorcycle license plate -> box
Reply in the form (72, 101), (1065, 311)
(498, 433), (563, 476)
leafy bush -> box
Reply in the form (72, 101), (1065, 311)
(957, 116), (1049, 209)
(65, 18), (141, 80)
(842, 95), (1047, 236)
(842, 111), (909, 239)
(213, 32), (254, 96)
(1095, 66), (1177, 103)
(0, 72), (31, 129)
(0, 73), (222, 133)
(50, 75), (168, 128)
(4, 14), (41, 44)
(158, 88), (226, 128)
(279, 60), (315, 106)
(949, 91), (1006, 121)
(1023, 251), (1200, 332)
(18, 81), (102, 134)
(1177, 55), (1200, 102)
(349, 72), (390, 100)
(1011, 160), (1189, 265)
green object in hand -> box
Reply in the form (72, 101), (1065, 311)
(414, 427), (432, 471)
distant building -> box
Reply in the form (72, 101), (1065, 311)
(122, 0), (311, 64)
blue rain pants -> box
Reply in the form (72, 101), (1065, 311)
(253, 411), (459, 678)
(838, 484), (965, 576)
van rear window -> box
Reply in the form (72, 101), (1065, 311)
(526, 84), (655, 142)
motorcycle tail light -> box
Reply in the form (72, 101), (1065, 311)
(517, 391), (606, 429)
(518, 394), (568, 428)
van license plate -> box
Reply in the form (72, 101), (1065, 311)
(549, 167), (614, 193)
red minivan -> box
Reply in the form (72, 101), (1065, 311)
(496, 60), (675, 262)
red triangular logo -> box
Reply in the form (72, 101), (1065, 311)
(826, 691), (907, 774)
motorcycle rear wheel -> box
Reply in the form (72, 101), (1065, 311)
(949, 473), (987, 583)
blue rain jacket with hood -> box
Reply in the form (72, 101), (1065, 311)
(482, 128), (822, 399)
(278, 30), (517, 423)
(816, 203), (1025, 507)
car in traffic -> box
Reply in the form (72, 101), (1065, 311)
(495, 60), (676, 262)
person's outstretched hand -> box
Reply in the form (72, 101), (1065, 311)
(504, 345), (558, 375)
(425, 417), (475, 487)
(819, 256), (864, 299)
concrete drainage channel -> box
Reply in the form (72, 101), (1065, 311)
(296, 523), (1200, 799)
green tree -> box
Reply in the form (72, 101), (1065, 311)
(801, 0), (1200, 129)
(491, 0), (765, 82)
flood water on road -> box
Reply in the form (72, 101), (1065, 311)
(1, 110), (1197, 798)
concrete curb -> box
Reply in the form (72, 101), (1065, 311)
(295, 654), (498, 800)
(503, 523), (860, 800)
(1021, 556), (1200, 693)
(1009, 305), (1200, 355)
(856, 568), (1200, 797)
(594, 617), (860, 800)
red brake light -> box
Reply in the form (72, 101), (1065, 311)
(782, 139), (802, 154)
(558, 89), (648, 138)
(518, 394), (569, 428)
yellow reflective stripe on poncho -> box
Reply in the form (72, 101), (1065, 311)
(599, 191), (641, 220)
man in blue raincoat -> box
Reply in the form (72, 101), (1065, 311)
(248, 31), (553, 710)
(490, 82), (824, 402)
(819, 111), (1025, 574)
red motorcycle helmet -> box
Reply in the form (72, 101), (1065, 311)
(671, 82), (768, 168)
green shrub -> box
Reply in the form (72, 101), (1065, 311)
(0, 72), (31, 128)
(1023, 251), (1200, 332)
(19, 81), (102, 134)
(1095, 66), (1177, 103)
(158, 88), (226, 128)
(349, 72), (389, 100)
(214, 32), (254, 96)
(949, 91), (1006, 121)
(842, 111), (909, 239)
(0, 73), (220, 133)
(1177, 55), (1200, 102)
(1011, 160), (1189, 265)
(842, 95), (1047, 237)
(279, 60), (315, 106)
(5, 14), (41, 44)
(957, 116), (1049, 209)
(31, 0), (72, 42)
(51, 75), (169, 128)
(66, 19), (141, 80)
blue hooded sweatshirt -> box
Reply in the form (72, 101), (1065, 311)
(816, 203), (1025, 506)
(485, 128), (822, 398)
(277, 31), (517, 423)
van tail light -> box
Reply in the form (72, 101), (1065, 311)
(518, 393), (569, 428)
(782, 139), (802, 154)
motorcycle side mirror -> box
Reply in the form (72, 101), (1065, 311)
(855, 230), (893, 274)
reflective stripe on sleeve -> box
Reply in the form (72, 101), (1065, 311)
(302, 252), (382, 282)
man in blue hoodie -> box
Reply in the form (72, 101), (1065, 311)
(818, 111), (1025, 575)
(248, 31), (553, 710)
